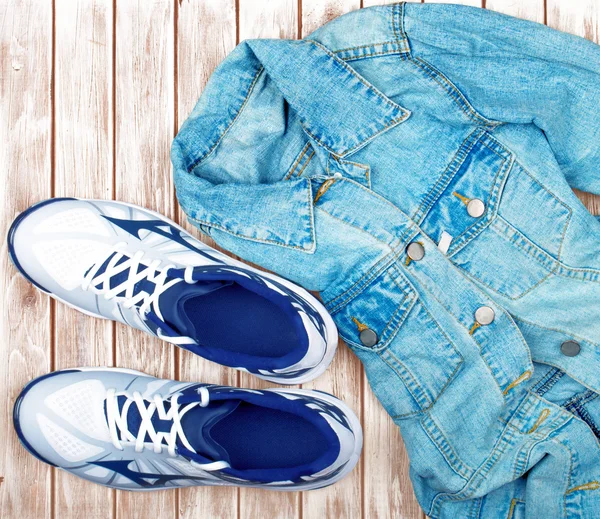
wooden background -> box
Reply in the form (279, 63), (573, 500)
(0, 1), (598, 518)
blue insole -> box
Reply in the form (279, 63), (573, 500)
(183, 284), (299, 358)
(210, 403), (329, 469)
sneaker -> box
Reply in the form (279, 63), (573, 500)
(7, 198), (337, 384)
(13, 368), (362, 491)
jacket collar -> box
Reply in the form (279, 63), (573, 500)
(173, 37), (410, 254)
(245, 39), (410, 158)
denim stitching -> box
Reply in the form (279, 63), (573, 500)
(388, 342), (463, 419)
(296, 150), (315, 177)
(188, 66), (265, 172)
(412, 128), (485, 223)
(404, 269), (531, 396)
(566, 481), (600, 495)
(324, 247), (397, 311)
(308, 40), (408, 112)
(507, 499), (524, 519)
(380, 348), (428, 417)
(512, 315), (600, 349)
(429, 420), (519, 515)
(300, 113), (408, 158)
(339, 284), (415, 353)
(510, 163), (572, 264)
(283, 142), (312, 180)
(421, 412), (474, 480)
(532, 368), (565, 397)
(444, 153), (512, 254)
(340, 49), (407, 62)
(409, 56), (500, 128)
(333, 41), (399, 54)
(187, 176), (315, 252)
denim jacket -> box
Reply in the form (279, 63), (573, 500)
(173, 3), (600, 518)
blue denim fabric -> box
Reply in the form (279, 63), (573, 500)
(172, 3), (600, 517)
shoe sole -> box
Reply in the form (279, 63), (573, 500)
(7, 198), (338, 385)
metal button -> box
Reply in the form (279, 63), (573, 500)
(475, 306), (495, 325)
(359, 328), (378, 347)
(467, 198), (485, 218)
(406, 242), (425, 261)
(560, 340), (580, 357)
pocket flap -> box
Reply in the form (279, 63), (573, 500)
(326, 263), (464, 418)
(327, 264), (416, 352)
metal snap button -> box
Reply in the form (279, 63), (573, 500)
(475, 306), (495, 325)
(406, 242), (425, 261)
(560, 340), (580, 357)
(359, 328), (378, 347)
(467, 198), (485, 218)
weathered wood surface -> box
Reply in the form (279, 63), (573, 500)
(0, 1), (597, 518)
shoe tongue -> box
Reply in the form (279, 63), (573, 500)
(158, 278), (232, 337)
(180, 399), (241, 463)
(110, 396), (240, 463)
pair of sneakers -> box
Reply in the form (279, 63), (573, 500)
(9, 198), (362, 491)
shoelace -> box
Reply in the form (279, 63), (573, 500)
(105, 387), (229, 470)
(82, 244), (197, 344)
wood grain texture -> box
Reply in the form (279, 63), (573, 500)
(175, 1), (238, 517)
(298, 1), (364, 517)
(486, 0), (544, 22)
(0, 1), (53, 518)
(113, 1), (175, 518)
(235, 4), (302, 519)
(53, 1), (115, 516)
(2, 1), (600, 518)
(358, 0), (425, 508)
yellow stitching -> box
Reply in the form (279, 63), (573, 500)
(296, 150), (315, 177)
(527, 409), (550, 434)
(566, 481), (600, 495)
(452, 191), (470, 206)
(405, 257), (412, 267)
(351, 317), (368, 332)
(189, 67), (264, 171)
(502, 370), (532, 396)
(313, 178), (336, 204)
(507, 498), (523, 519)
(284, 143), (311, 180)
(469, 322), (480, 335)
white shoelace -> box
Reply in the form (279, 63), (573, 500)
(82, 244), (197, 344)
(105, 387), (229, 470)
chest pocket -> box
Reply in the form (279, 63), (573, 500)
(419, 130), (571, 300)
(326, 263), (463, 419)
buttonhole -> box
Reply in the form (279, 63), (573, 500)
(452, 191), (471, 206)
(351, 317), (369, 332)
(502, 370), (532, 396)
(527, 408), (550, 434)
(314, 178), (336, 204)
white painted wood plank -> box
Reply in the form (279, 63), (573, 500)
(175, 0), (238, 517)
(299, 2), (364, 517)
(486, 0), (545, 22)
(324, 2), (424, 518)
(236, 3), (301, 518)
(53, 0), (115, 516)
(424, 0), (481, 6)
(0, 0), (53, 517)
(113, 1), (176, 518)
(302, 0), (359, 36)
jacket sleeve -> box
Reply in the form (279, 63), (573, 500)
(403, 3), (600, 195)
